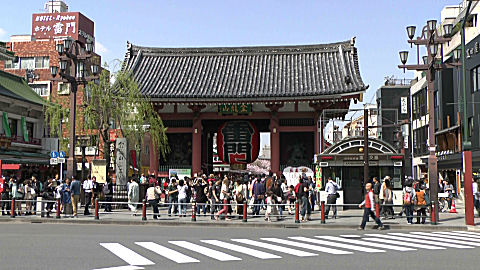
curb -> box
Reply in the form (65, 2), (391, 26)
(0, 217), (470, 231)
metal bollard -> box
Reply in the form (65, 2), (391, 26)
(375, 201), (380, 218)
(142, 200), (147, 221)
(56, 199), (61, 219)
(321, 201), (325, 224)
(430, 200), (437, 225)
(242, 200), (247, 222)
(94, 198), (99, 220)
(10, 198), (15, 218)
(295, 199), (300, 223)
(191, 200), (197, 222)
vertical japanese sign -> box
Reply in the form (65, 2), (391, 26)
(401, 97), (408, 114)
(115, 138), (128, 186)
(315, 165), (322, 192)
(109, 142), (115, 169)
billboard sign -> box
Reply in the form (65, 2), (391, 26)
(32, 12), (94, 43)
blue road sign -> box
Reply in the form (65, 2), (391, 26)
(59, 151), (66, 158)
(50, 151), (58, 158)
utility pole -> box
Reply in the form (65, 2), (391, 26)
(364, 108), (369, 185)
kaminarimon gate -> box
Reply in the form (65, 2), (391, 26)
(122, 39), (368, 177)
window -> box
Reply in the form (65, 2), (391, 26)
(4, 60), (17, 69)
(35, 56), (49, 69)
(8, 119), (17, 136)
(472, 66), (480, 92)
(57, 82), (70, 95)
(29, 84), (49, 97)
(26, 122), (34, 141)
(412, 88), (427, 120)
(19, 57), (35, 69)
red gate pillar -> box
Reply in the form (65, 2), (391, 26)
(270, 118), (280, 176)
(148, 133), (159, 177)
(192, 118), (202, 175)
(463, 151), (475, 226)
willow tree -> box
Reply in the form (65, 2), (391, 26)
(82, 69), (169, 172)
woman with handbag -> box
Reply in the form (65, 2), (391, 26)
(146, 183), (162, 219)
(215, 178), (231, 221)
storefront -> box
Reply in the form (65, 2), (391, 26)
(315, 137), (403, 207)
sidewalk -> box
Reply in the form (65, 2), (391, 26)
(2, 204), (479, 231)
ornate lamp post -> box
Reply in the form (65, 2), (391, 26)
(398, 20), (460, 224)
(50, 37), (100, 179)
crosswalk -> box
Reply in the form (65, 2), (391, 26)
(93, 231), (480, 270)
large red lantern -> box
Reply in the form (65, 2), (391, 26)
(217, 121), (260, 164)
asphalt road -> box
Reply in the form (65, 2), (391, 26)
(1, 223), (479, 270)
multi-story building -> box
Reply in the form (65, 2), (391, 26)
(0, 42), (55, 180)
(376, 77), (412, 178)
(0, 0), (103, 178)
(341, 104), (378, 139)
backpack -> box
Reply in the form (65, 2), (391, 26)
(103, 183), (110, 195)
(294, 183), (301, 194)
(403, 189), (412, 205)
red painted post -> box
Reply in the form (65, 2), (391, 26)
(94, 198), (99, 220)
(191, 200), (197, 222)
(375, 201), (380, 218)
(56, 199), (61, 219)
(10, 198), (15, 218)
(430, 200), (437, 225)
(142, 199), (147, 221)
(321, 201), (325, 224)
(463, 151), (475, 225)
(242, 200), (247, 222)
(295, 199), (300, 223)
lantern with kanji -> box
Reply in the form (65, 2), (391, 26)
(217, 121), (260, 164)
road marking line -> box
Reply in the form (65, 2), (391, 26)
(289, 236), (385, 253)
(169, 241), (241, 261)
(315, 236), (415, 251)
(231, 239), (317, 257)
(339, 235), (361, 238)
(434, 231), (480, 240)
(201, 240), (281, 259)
(452, 231), (480, 238)
(362, 237), (444, 250)
(93, 266), (145, 270)
(135, 242), (199, 264)
(364, 234), (473, 249)
(388, 233), (479, 247)
(99, 243), (155, 266)
(261, 238), (352, 255)
(410, 232), (480, 244)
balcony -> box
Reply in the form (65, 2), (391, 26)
(0, 134), (42, 148)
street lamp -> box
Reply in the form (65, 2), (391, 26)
(443, 24), (453, 37)
(50, 38), (99, 179)
(398, 20), (461, 225)
(453, 48), (461, 62)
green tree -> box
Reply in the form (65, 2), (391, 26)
(82, 69), (169, 172)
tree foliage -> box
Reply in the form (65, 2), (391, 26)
(82, 69), (169, 169)
(44, 96), (69, 151)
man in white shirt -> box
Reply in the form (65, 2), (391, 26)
(82, 177), (93, 215)
(324, 177), (338, 219)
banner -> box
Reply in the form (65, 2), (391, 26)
(168, 168), (192, 180)
(282, 166), (314, 187)
(21, 117), (28, 142)
(2, 112), (11, 138)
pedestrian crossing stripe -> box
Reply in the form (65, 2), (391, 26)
(96, 231), (480, 269)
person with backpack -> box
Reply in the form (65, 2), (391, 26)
(415, 185), (427, 224)
(103, 178), (113, 212)
(403, 180), (416, 224)
(358, 183), (385, 230)
(324, 177), (338, 219)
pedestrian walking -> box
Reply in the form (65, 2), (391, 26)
(103, 178), (113, 212)
(1, 178), (11, 216)
(415, 186), (427, 224)
(177, 179), (189, 217)
(70, 177), (81, 217)
(146, 182), (162, 219)
(167, 178), (178, 216)
(127, 178), (139, 213)
(473, 178), (480, 217)
(297, 176), (311, 222)
(358, 183), (385, 230)
(24, 180), (34, 215)
(61, 178), (72, 217)
(252, 177), (265, 216)
(195, 178), (208, 215)
(83, 177), (94, 215)
(324, 177), (338, 219)
(12, 178), (23, 216)
(382, 180), (394, 219)
(215, 177), (232, 221)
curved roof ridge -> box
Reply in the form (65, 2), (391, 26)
(127, 40), (354, 57)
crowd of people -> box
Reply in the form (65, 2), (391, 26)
(2, 171), (480, 223)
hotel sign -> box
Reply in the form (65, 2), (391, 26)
(32, 12), (94, 43)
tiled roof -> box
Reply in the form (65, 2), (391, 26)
(122, 39), (367, 101)
(0, 70), (45, 106)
